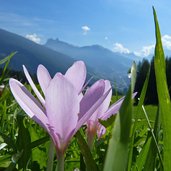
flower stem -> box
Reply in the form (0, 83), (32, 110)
(56, 153), (64, 171)
(87, 132), (95, 150)
(46, 139), (55, 171)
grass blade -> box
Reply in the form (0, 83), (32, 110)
(143, 106), (163, 170)
(0, 52), (16, 65)
(132, 137), (152, 171)
(127, 68), (150, 171)
(103, 63), (136, 171)
(153, 7), (171, 170)
(0, 52), (16, 84)
(142, 105), (163, 168)
(75, 131), (98, 171)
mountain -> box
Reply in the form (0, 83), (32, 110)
(0, 28), (136, 92)
(0, 29), (76, 76)
(45, 38), (136, 90)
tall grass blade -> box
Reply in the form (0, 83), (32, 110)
(0, 52), (16, 65)
(142, 105), (162, 163)
(153, 7), (171, 170)
(0, 52), (16, 84)
(143, 107), (163, 170)
(132, 137), (152, 171)
(103, 63), (136, 171)
(16, 116), (31, 170)
(75, 131), (98, 171)
(128, 68), (150, 171)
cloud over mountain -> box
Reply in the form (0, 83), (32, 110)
(112, 43), (130, 54)
(134, 44), (155, 57)
(25, 33), (41, 44)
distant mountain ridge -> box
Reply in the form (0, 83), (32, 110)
(0, 29), (77, 76)
(45, 38), (138, 90)
(0, 28), (138, 91)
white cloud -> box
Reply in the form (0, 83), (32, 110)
(134, 44), (155, 57)
(162, 34), (171, 50)
(133, 34), (171, 57)
(25, 33), (41, 44)
(81, 25), (90, 35)
(112, 43), (130, 54)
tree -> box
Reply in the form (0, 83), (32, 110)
(134, 59), (150, 104)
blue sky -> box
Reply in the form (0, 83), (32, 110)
(0, 0), (171, 57)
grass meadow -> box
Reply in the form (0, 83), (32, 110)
(0, 85), (159, 170)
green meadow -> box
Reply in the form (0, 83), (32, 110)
(0, 85), (158, 170)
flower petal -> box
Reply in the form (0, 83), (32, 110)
(100, 92), (137, 120)
(65, 61), (86, 93)
(99, 80), (112, 114)
(37, 64), (51, 95)
(100, 97), (124, 120)
(79, 80), (105, 119)
(76, 88), (111, 132)
(45, 73), (79, 145)
(90, 80), (112, 121)
(23, 65), (45, 105)
(9, 78), (49, 129)
(97, 124), (106, 139)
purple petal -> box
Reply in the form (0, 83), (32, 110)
(79, 80), (105, 120)
(100, 92), (137, 120)
(87, 80), (112, 121)
(65, 61), (86, 93)
(100, 80), (112, 113)
(23, 65), (45, 105)
(97, 124), (106, 139)
(37, 64), (51, 95)
(100, 97), (124, 120)
(79, 76), (93, 95)
(92, 80), (112, 120)
(45, 73), (79, 145)
(75, 88), (111, 132)
(9, 78), (49, 129)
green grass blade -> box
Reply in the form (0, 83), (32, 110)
(103, 63), (136, 171)
(29, 136), (49, 149)
(75, 131), (98, 171)
(0, 52), (16, 65)
(132, 137), (152, 171)
(16, 116), (31, 170)
(153, 7), (171, 170)
(127, 68), (150, 171)
(135, 69), (150, 120)
(142, 105), (163, 168)
(0, 52), (16, 84)
(144, 107), (163, 170)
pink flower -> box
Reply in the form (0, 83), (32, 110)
(9, 61), (110, 157)
(86, 80), (136, 146)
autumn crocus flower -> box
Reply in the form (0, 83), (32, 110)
(9, 61), (111, 169)
(86, 80), (135, 147)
